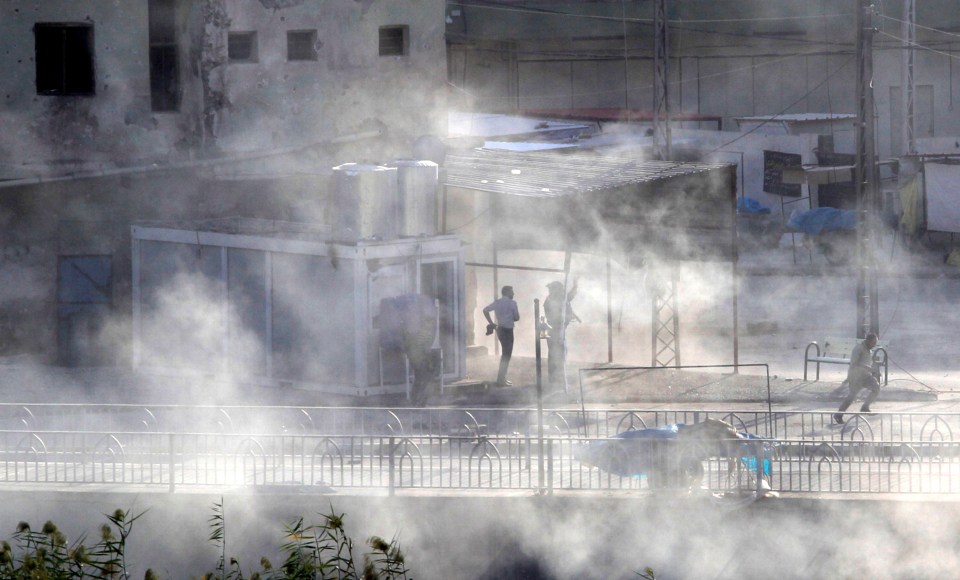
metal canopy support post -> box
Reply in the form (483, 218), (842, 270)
(560, 250), (572, 393)
(606, 257), (613, 363)
(440, 168), (449, 233)
(731, 165), (740, 372)
(653, 0), (671, 161)
(492, 195), (500, 356)
(651, 270), (680, 368)
(855, 0), (880, 338)
(534, 298), (545, 494)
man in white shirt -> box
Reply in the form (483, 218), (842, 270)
(833, 333), (881, 424)
(483, 286), (520, 386)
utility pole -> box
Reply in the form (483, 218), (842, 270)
(901, 0), (916, 156)
(855, 0), (880, 338)
(653, 0), (671, 161)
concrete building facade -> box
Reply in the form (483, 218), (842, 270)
(0, 0), (448, 363)
(446, 0), (960, 160)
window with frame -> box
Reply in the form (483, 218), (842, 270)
(228, 31), (258, 63)
(287, 30), (317, 61)
(378, 25), (408, 57)
(149, 0), (180, 111)
(34, 23), (95, 95)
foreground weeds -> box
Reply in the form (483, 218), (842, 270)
(0, 508), (144, 579)
(0, 501), (408, 580)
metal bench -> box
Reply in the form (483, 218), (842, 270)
(804, 337), (888, 385)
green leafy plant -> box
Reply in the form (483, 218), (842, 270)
(0, 502), (411, 579)
(362, 534), (408, 580)
(0, 509), (146, 580)
(207, 500), (406, 580)
(207, 498), (246, 580)
(636, 566), (656, 579)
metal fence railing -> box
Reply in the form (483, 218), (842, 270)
(4, 428), (960, 495)
(2, 404), (960, 443)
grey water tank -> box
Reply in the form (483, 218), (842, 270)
(332, 163), (398, 241)
(391, 159), (438, 237)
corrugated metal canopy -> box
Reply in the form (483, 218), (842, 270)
(442, 147), (738, 262)
(444, 148), (731, 198)
(735, 113), (855, 123)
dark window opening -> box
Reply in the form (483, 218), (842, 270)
(149, 0), (179, 111)
(228, 31), (258, 63)
(150, 46), (179, 111)
(287, 30), (317, 61)
(57, 254), (113, 367)
(379, 25), (408, 57)
(35, 23), (95, 96)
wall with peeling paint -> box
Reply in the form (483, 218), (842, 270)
(214, 0), (447, 163)
(0, 0), (447, 172)
(0, 0), (448, 361)
(0, 2), (171, 169)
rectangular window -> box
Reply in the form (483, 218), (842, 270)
(379, 25), (408, 57)
(34, 23), (95, 95)
(149, 0), (179, 111)
(287, 30), (317, 61)
(228, 31), (258, 63)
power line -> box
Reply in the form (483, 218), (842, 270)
(450, 22), (855, 51)
(876, 29), (960, 61)
(449, 47), (855, 104)
(449, 0), (858, 51)
(876, 12), (960, 41)
(449, 1), (852, 25)
(548, 54), (856, 195)
(702, 56), (855, 154)
(446, 39), (854, 61)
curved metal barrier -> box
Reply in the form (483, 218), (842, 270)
(1, 428), (959, 495)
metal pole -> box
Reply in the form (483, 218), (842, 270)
(440, 168), (449, 233)
(765, 364), (773, 436)
(754, 440), (765, 495)
(492, 208), (500, 356)
(621, 0), (631, 119)
(606, 257), (613, 363)
(902, 0), (916, 156)
(651, 287), (657, 367)
(671, 273), (681, 368)
(561, 250), (572, 393)
(731, 166), (740, 372)
(547, 439), (554, 496)
(855, 0), (880, 338)
(534, 298), (544, 493)
(168, 434), (175, 493)
(653, 0), (671, 160)
(466, 262), (565, 274)
(388, 436), (396, 497)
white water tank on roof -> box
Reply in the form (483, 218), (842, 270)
(332, 163), (398, 241)
(390, 159), (438, 237)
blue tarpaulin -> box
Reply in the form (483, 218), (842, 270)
(737, 197), (771, 214)
(787, 207), (856, 236)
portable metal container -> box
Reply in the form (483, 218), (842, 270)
(332, 163), (398, 241)
(391, 159), (438, 237)
(131, 218), (466, 396)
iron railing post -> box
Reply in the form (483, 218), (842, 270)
(388, 436), (396, 496)
(755, 440), (764, 496)
(547, 438), (554, 495)
(168, 434), (175, 493)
